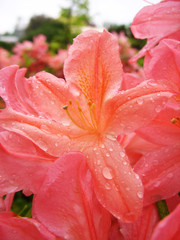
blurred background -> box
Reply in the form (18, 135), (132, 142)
(0, 0), (159, 51)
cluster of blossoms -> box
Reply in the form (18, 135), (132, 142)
(0, 0), (180, 239)
(0, 31), (142, 79)
(0, 34), (68, 78)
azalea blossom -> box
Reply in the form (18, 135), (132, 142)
(0, 30), (174, 222)
(130, 0), (180, 62)
(133, 38), (180, 205)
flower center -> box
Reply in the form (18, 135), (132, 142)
(63, 100), (98, 131)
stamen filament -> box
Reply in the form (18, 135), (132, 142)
(88, 101), (97, 129)
(76, 100), (94, 129)
(63, 105), (87, 130)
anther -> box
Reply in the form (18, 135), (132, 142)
(171, 117), (180, 128)
(63, 105), (68, 110)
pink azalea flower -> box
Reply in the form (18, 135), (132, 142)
(150, 203), (180, 240)
(134, 38), (180, 205)
(130, 0), (180, 62)
(0, 30), (174, 222)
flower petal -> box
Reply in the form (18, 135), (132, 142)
(130, 1), (180, 61)
(85, 138), (143, 222)
(0, 212), (56, 240)
(33, 152), (111, 240)
(27, 71), (74, 122)
(134, 146), (180, 205)
(0, 65), (37, 114)
(151, 204), (180, 240)
(0, 131), (54, 195)
(144, 39), (180, 87)
(137, 107), (180, 146)
(103, 80), (174, 135)
(119, 204), (159, 240)
(64, 30), (123, 112)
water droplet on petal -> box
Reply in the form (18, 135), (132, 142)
(105, 183), (111, 190)
(137, 191), (143, 198)
(93, 147), (97, 151)
(136, 98), (143, 105)
(102, 167), (113, 179)
(123, 161), (127, 166)
(106, 153), (110, 157)
(135, 174), (140, 180)
(100, 144), (105, 149)
(37, 139), (48, 151)
(120, 151), (125, 157)
(155, 105), (162, 113)
(109, 148), (113, 152)
(154, 181), (160, 187)
(167, 173), (173, 178)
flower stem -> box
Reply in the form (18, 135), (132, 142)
(156, 200), (169, 219)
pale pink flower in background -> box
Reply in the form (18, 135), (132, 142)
(0, 30), (174, 222)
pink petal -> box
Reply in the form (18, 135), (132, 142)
(137, 107), (180, 146)
(0, 108), (73, 156)
(103, 79), (173, 135)
(0, 66), (37, 114)
(134, 146), (180, 205)
(84, 138), (143, 222)
(119, 204), (159, 240)
(144, 39), (180, 87)
(33, 152), (111, 240)
(0, 212), (56, 240)
(64, 30), (123, 113)
(0, 132), (54, 195)
(151, 204), (180, 240)
(27, 71), (74, 122)
(130, 1), (180, 61)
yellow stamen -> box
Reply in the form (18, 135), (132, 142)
(63, 105), (86, 129)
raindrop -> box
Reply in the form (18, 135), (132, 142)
(105, 183), (111, 190)
(55, 142), (59, 147)
(37, 139), (48, 151)
(120, 151), (125, 157)
(137, 191), (143, 199)
(106, 153), (110, 157)
(102, 167), (113, 180)
(40, 124), (49, 133)
(106, 134), (117, 141)
(62, 121), (70, 127)
(97, 160), (101, 165)
(123, 161), (127, 166)
(147, 81), (157, 87)
(155, 105), (162, 113)
(136, 98), (143, 105)
(100, 144), (105, 149)
(135, 174), (140, 180)
(109, 148), (113, 152)
(93, 147), (97, 151)
(154, 181), (160, 187)
(167, 173), (173, 179)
